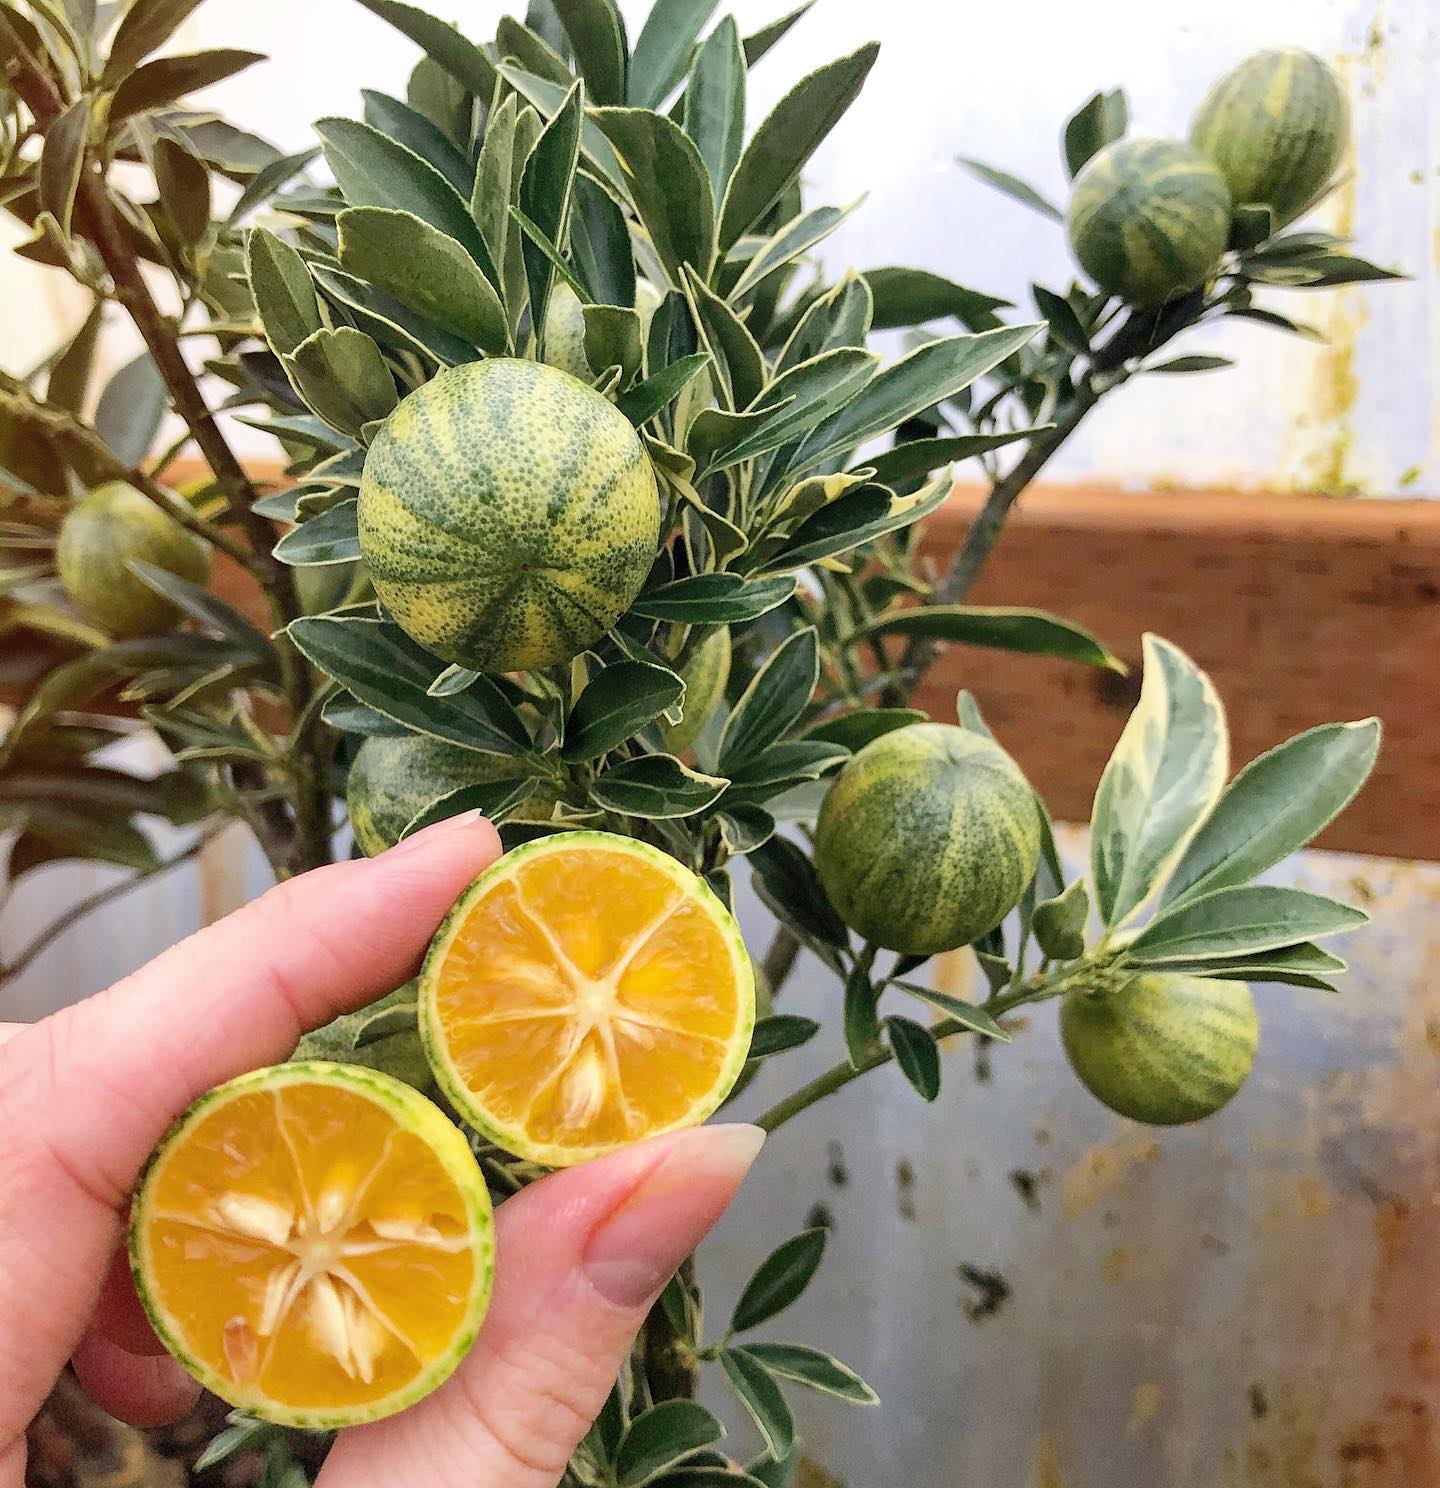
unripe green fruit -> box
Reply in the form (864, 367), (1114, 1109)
(347, 732), (557, 856)
(814, 722), (1041, 956)
(662, 626), (731, 756)
(57, 481), (211, 636)
(542, 279), (666, 381)
(357, 358), (660, 675)
(1066, 137), (1232, 306)
(1191, 49), (1348, 229)
(1060, 972), (1258, 1126)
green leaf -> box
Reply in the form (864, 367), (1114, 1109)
(402, 776), (539, 836)
(1128, 885), (1369, 964)
(891, 982), (1010, 1041)
(581, 303), (643, 381)
(1279, 252), (1406, 288)
(153, 133), (210, 246)
(1136, 940), (1347, 986)
(283, 327), (397, 437)
(795, 324), (1043, 473)
(851, 604), (1123, 671)
(956, 157), (1062, 221)
(741, 1), (814, 65)
(862, 428), (1044, 486)
(496, 63), (630, 200)
(104, 0), (204, 78)
(337, 207), (508, 353)
(1147, 354), (1234, 374)
(718, 627), (818, 769)
(886, 1014), (940, 1100)
(349, 0), (497, 97)
(272, 499), (361, 566)
(246, 227), (321, 357)
(520, 79), (585, 340)
(313, 265), (478, 369)
(191, 1417), (274, 1473)
(94, 352), (166, 465)
(8, 799), (158, 871)
(630, 573), (795, 623)
(1090, 634), (1228, 927)
(1032, 284), (1089, 355)
(111, 49), (263, 120)
(1165, 720), (1381, 907)
(45, 304), (102, 417)
(616, 1401), (725, 1486)
(321, 692), (409, 736)
(127, 562), (275, 666)
(842, 959), (880, 1066)
(1032, 877), (1089, 961)
(317, 116), (482, 258)
(707, 349), (876, 470)
(730, 201), (858, 302)
(361, 88), (473, 196)
(718, 42), (878, 252)
(720, 1348), (796, 1460)
(590, 753), (727, 818)
(758, 473), (952, 573)
(562, 660), (685, 761)
(727, 739), (847, 796)
(226, 146), (320, 226)
(571, 171), (637, 308)
(804, 708), (926, 751)
(615, 352), (712, 426)
(743, 1342), (878, 1405)
(863, 265), (1011, 332)
(496, 15), (572, 87)
(1063, 88), (1128, 178)
(629, 0), (719, 109)
(552, 0), (628, 106)
(591, 106), (716, 281)
(749, 836), (849, 952)
(287, 616), (531, 755)
(682, 14), (744, 198)
(732, 1228), (826, 1332)
(748, 1014), (819, 1059)
(682, 265), (765, 408)
(40, 97), (88, 237)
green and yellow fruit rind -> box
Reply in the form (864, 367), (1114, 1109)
(1191, 48), (1348, 229)
(419, 830), (755, 1168)
(357, 359), (660, 675)
(127, 1060), (495, 1429)
(1060, 972), (1259, 1126)
(813, 722), (1042, 956)
(346, 732), (556, 856)
(1066, 137), (1232, 306)
(57, 481), (211, 636)
(661, 626), (732, 756)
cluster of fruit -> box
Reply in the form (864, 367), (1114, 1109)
(1066, 49), (1348, 305)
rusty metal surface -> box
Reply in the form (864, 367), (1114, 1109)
(714, 834), (1440, 1487)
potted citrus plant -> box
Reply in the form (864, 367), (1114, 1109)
(0, 0), (1396, 1479)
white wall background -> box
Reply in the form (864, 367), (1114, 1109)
(4, 0), (1434, 495)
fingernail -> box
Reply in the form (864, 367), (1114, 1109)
(385, 810), (490, 857)
(582, 1125), (765, 1309)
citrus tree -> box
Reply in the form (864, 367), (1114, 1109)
(0, 0), (1399, 1480)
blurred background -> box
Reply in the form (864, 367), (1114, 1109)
(5, 3), (1439, 1485)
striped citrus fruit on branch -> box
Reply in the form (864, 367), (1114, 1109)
(128, 1062), (494, 1426)
(1065, 137), (1232, 306)
(814, 723), (1042, 956)
(420, 831), (755, 1168)
(357, 358), (661, 676)
(1060, 972), (1259, 1125)
(1191, 49), (1348, 230)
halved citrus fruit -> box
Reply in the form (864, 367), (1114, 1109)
(128, 1061), (494, 1427)
(420, 831), (755, 1167)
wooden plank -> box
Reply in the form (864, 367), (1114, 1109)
(914, 486), (1440, 862)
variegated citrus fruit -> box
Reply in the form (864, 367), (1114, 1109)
(128, 1061), (493, 1427)
(419, 831), (755, 1167)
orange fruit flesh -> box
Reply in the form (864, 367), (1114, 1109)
(431, 844), (744, 1154)
(140, 1080), (478, 1412)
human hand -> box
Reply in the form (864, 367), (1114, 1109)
(0, 811), (763, 1487)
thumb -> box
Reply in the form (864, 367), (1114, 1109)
(318, 1124), (764, 1488)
